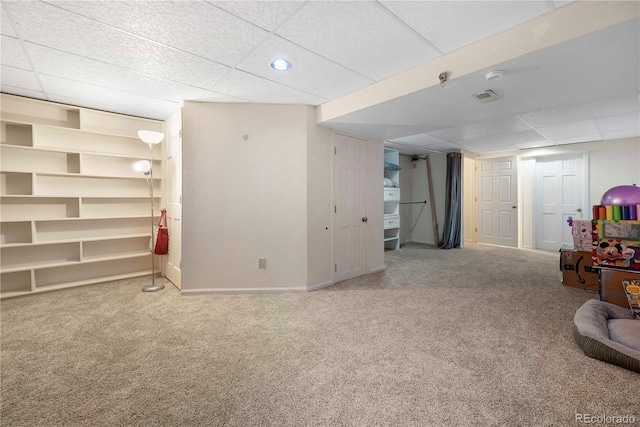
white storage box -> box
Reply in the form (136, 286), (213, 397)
(384, 214), (399, 229)
(384, 188), (400, 201)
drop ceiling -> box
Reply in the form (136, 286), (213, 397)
(1, 1), (638, 155)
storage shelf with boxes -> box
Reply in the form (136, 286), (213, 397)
(562, 183), (640, 312)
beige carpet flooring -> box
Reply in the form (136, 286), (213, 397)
(1, 243), (638, 426)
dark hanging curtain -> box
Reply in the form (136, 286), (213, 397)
(439, 152), (462, 249)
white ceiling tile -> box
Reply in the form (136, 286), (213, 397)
(5, 1), (232, 90)
(596, 112), (640, 133)
(1, 65), (40, 91)
(40, 75), (179, 120)
(1, 35), (31, 70)
(45, 0), (268, 66)
(214, 69), (326, 105)
(395, 143), (448, 153)
(237, 35), (374, 100)
(423, 142), (463, 152)
(0, 85), (45, 100)
(27, 43), (206, 102)
(0, 0), (636, 151)
(553, 134), (602, 145)
(197, 91), (251, 103)
(159, 60), (232, 92)
(471, 146), (517, 155)
(389, 133), (448, 147)
(276, 1), (440, 81)
(590, 91), (640, 118)
(515, 141), (556, 150)
(602, 129), (640, 140)
(553, 1), (577, 9)
(48, 93), (179, 122)
(383, 141), (426, 155)
(380, 1), (549, 54)
(519, 102), (594, 128)
(461, 130), (547, 148)
(208, 1), (302, 32)
(428, 125), (485, 142)
(537, 119), (601, 139)
(383, 140), (441, 155)
(1, 8), (16, 37)
(469, 115), (533, 137)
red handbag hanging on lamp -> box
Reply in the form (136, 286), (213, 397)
(150, 209), (169, 255)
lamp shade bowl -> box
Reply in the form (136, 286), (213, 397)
(134, 160), (151, 174)
(137, 130), (164, 145)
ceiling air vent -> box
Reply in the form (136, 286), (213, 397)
(473, 90), (500, 103)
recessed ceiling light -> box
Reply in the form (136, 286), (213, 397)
(486, 70), (504, 81)
(270, 58), (291, 72)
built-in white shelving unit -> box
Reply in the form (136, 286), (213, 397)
(383, 148), (400, 250)
(0, 94), (163, 298)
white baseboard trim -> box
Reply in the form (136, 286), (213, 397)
(181, 287), (307, 295)
(307, 280), (334, 292)
(369, 265), (385, 274)
(411, 239), (436, 245)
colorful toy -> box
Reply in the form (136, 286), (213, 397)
(601, 185), (640, 206)
(596, 242), (635, 266)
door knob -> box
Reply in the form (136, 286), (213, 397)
(512, 206), (517, 209)
(577, 208), (582, 212)
(362, 217), (368, 222)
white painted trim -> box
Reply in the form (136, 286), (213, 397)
(411, 239), (435, 245)
(583, 152), (591, 215)
(516, 156), (524, 249)
(518, 157), (534, 250)
(462, 152), (477, 244)
(529, 157), (538, 249)
(369, 265), (386, 274)
(307, 280), (334, 292)
(181, 287), (307, 295)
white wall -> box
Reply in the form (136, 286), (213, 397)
(307, 109), (333, 290)
(589, 142), (640, 207)
(462, 153), (476, 244)
(182, 102), (310, 292)
(181, 102), (384, 292)
(518, 158), (535, 248)
(367, 138), (385, 273)
(410, 153), (447, 245)
(478, 137), (640, 249)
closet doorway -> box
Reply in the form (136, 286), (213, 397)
(333, 133), (368, 282)
(534, 154), (585, 251)
(476, 156), (518, 247)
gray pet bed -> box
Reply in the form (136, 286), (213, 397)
(573, 299), (640, 373)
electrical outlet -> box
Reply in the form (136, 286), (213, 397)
(258, 257), (266, 269)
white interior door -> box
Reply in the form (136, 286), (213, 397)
(334, 133), (367, 283)
(164, 109), (182, 288)
(476, 156), (518, 247)
(535, 155), (584, 251)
